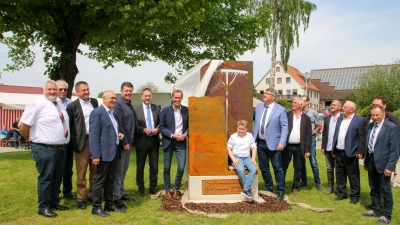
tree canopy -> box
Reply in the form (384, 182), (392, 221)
(136, 81), (160, 93)
(353, 61), (400, 112)
(1, 0), (316, 97)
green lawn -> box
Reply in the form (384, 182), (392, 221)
(0, 149), (398, 225)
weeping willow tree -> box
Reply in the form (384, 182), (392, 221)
(247, 0), (316, 88)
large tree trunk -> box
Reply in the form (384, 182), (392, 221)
(50, 31), (83, 98)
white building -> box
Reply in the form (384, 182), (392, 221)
(254, 62), (321, 109)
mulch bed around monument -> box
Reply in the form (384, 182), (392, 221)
(161, 194), (291, 213)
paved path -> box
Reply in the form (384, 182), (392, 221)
(0, 147), (27, 153)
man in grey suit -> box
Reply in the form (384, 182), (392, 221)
(253, 88), (288, 201)
(113, 82), (136, 208)
(90, 90), (124, 217)
(133, 88), (160, 197)
(361, 105), (399, 224)
(66, 81), (98, 209)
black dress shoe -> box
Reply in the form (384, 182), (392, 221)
(350, 199), (359, 204)
(149, 189), (157, 195)
(121, 194), (135, 202)
(139, 192), (145, 197)
(38, 208), (57, 218)
(114, 199), (127, 209)
(77, 201), (87, 210)
(51, 204), (69, 211)
(276, 193), (284, 201)
(87, 198), (93, 203)
(299, 182), (308, 187)
(335, 196), (348, 201)
(105, 204), (125, 213)
(64, 194), (76, 200)
(91, 207), (110, 217)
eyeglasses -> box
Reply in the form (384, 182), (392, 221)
(264, 92), (274, 96)
(59, 88), (67, 92)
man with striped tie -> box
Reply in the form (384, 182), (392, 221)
(19, 80), (70, 218)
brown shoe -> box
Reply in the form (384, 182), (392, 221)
(292, 189), (299, 195)
(172, 190), (180, 199)
(165, 190), (172, 200)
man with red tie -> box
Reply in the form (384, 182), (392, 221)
(19, 80), (70, 218)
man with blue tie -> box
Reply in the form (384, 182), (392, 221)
(90, 90), (125, 217)
(332, 101), (364, 204)
(133, 88), (161, 197)
(361, 105), (399, 224)
(253, 88), (288, 201)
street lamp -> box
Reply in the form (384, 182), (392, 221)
(304, 72), (310, 96)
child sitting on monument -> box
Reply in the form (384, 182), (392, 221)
(227, 120), (257, 200)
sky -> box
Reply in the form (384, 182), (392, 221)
(1, 0), (400, 96)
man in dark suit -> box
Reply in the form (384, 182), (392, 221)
(282, 97), (311, 195)
(332, 101), (364, 204)
(253, 88), (288, 201)
(321, 99), (342, 194)
(133, 88), (160, 197)
(361, 105), (399, 224)
(90, 90), (124, 217)
(159, 90), (188, 199)
(66, 81), (98, 209)
(113, 82), (136, 208)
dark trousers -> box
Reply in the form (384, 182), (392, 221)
(335, 150), (360, 200)
(325, 151), (336, 188)
(282, 144), (303, 189)
(367, 154), (393, 220)
(92, 154), (118, 208)
(136, 137), (159, 193)
(61, 147), (73, 196)
(257, 141), (285, 194)
(30, 143), (66, 210)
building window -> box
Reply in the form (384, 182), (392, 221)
(286, 77), (291, 84)
(278, 90), (283, 95)
(259, 90), (264, 95)
(276, 67), (280, 72)
(277, 78), (282, 84)
(286, 89), (291, 95)
(293, 89), (297, 95)
(266, 78), (270, 84)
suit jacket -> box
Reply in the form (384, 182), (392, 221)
(66, 98), (98, 152)
(286, 110), (311, 156)
(363, 111), (400, 155)
(321, 113), (343, 150)
(133, 103), (161, 149)
(332, 114), (364, 157)
(159, 105), (189, 150)
(253, 102), (288, 150)
(89, 105), (118, 161)
(114, 96), (135, 147)
(364, 120), (399, 173)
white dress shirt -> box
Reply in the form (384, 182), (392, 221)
(288, 113), (302, 144)
(79, 98), (94, 135)
(258, 102), (275, 140)
(336, 113), (354, 150)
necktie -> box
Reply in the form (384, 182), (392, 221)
(368, 123), (378, 154)
(53, 102), (68, 138)
(260, 105), (269, 135)
(146, 105), (153, 136)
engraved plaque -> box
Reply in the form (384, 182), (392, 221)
(202, 179), (242, 195)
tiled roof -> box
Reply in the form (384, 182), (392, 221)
(286, 63), (319, 91)
(309, 65), (391, 90)
(0, 84), (77, 96)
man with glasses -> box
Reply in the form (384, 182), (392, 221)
(56, 79), (75, 200)
(301, 95), (322, 190)
(332, 101), (364, 204)
(321, 100), (342, 194)
(253, 88), (288, 201)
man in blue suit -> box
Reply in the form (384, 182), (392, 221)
(332, 101), (364, 204)
(89, 90), (124, 217)
(253, 88), (288, 201)
(159, 90), (188, 200)
(361, 105), (399, 224)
